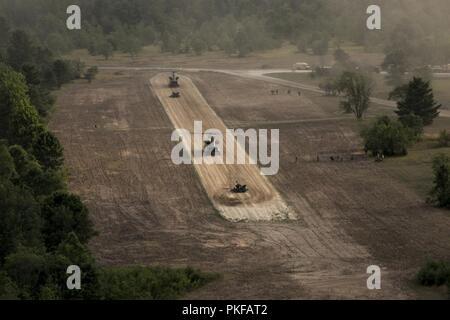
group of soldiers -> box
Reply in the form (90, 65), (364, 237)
(315, 155), (347, 162)
(270, 89), (302, 96)
(313, 152), (384, 163)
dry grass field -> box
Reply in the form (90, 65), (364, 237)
(50, 65), (450, 299)
(268, 72), (450, 111)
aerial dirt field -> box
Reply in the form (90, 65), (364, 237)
(51, 69), (450, 299)
(151, 73), (294, 221)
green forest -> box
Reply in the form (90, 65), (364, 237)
(1, 0), (450, 63)
(0, 3), (214, 299)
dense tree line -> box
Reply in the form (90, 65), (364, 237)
(1, 0), (450, 60)
(0, 59), (94, 298)
(0, 21), (84, 117)
(0, 27), (213, 299)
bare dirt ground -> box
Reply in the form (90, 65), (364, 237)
(51, 69), (450, 299)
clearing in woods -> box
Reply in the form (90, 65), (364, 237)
(150, 73), (296, 221)
(52, 69), (450, 299)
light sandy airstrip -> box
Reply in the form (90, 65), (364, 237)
(150, 73), (299, 221)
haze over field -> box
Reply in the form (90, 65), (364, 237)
(1, 0), (450, 64)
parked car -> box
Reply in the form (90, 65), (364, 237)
(293, 62), (311, 71)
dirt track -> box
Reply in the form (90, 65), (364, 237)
(100, 66), (450, 118)
(51, 70), (450, 299)
(150, 73), (295, 221)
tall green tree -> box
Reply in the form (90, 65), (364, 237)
(55, 233), (100, 299)
(8, 98), (42, 150)
(234, 29), (251, 57)
(429, 154), (450, 208)
(3, 248), (47, 299)
(392, 77), (441, 126)
(9, 145), (65, 196)
(21, 64), (55, 117)
(0, 142), (16, 180)
(32, 126), (64, 170)
(0, 64), (40, 144)
(6, 30), (34, 70)
(53, 60), (74, 88)
(40, 192), (95, 250)
(0, 16), (10, 57)
(337, 71), (374, 120)
(382, 50), (409, 87)
(0, 180), (42, 263)
(0, 144), (42, 263)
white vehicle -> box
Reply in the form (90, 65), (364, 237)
(293, 62), (311, 71)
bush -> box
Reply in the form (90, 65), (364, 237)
(4, 249), (48, 299)
(68, 60), (85, 80)
(32, 126), (64, 170)
(438, 130), (450, 148)
(40, 192), (95, 250)
(98, 266), (217, 300)
(53, 60), (76, 88)
(54, 233), (100, 300)
(429, 154), (450, 208)
(319, 78), (339, 96)
(0, 271), (20, 299)
(362, 116), (414, 156)
(417, 261), (450, 286)
(85, 66), (98, 83)
(399, 114), (424, 141)
(334, 48), (351, 66)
